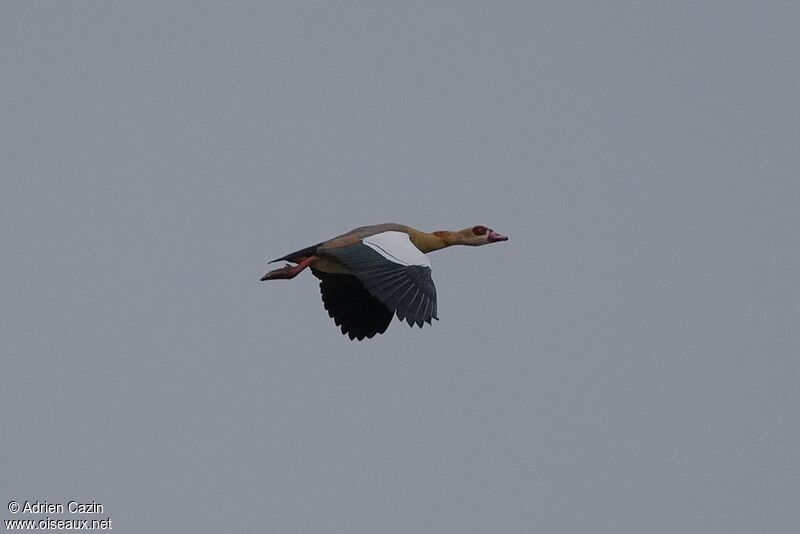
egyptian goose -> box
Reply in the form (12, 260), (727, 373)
(261, 223), (508, 340)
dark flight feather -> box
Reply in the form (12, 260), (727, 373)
(312, 270), (394, 340)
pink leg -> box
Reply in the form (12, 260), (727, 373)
(260, 255), (318, 281)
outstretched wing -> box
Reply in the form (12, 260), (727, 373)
(320, 231), (438, 327)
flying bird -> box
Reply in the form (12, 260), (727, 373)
(260, 223), (508, 340)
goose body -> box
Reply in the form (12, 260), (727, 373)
(261, 223), (508, 340)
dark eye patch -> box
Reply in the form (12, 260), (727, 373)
(472, 225), (487, 235)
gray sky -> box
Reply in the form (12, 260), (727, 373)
(2, 2), (798, 532)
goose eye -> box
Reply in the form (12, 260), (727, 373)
(472, 225), (487, 235)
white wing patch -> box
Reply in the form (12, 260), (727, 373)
(362, 231), (432, 268)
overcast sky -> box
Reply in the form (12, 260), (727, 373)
(2, 2), (799, 533)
